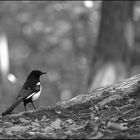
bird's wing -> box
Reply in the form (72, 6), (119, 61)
(17, 84), (40, 99)
(17, 88), (33, 99)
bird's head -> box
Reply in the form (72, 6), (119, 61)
(27, 70), (47, 80)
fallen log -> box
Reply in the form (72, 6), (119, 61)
(56, 73), (140, 109)
(2, 73), (140, 118)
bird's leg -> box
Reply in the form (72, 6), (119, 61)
(31, 102), (36, 110)
(23, 102), (27, 111)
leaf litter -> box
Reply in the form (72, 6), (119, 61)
(1, 99), (140, 139)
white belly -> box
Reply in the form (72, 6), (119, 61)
(32, 85), (42, 101)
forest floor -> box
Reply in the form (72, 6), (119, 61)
(1, 74), (140, 139)
(0, 102), (140, 139)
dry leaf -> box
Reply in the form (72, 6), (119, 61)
(88, 131), (104, 139)
(107, 121), (128, 131)
(50, 118), (63, 129)
(31, 122), (40, 127)
(69, 121), (88, 131)
(44, 126), (54, 133)
(64, 130), (73, 136)
(4, 125), (29, 136)
(41, 115), (49, 122)
(19, 117), (29, 123)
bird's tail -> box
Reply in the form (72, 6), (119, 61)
(1, 98), (23, 116)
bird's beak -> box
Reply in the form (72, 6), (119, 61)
(41, 72), (47, 75)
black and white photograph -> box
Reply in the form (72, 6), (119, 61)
(0, 1), (140, 139)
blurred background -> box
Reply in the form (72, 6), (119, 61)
(0, 1), (140, 113)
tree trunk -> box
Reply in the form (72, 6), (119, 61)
(88, 1), (135, 89)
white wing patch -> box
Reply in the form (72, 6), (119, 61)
(26, 82), (42, 101)
(32, 85), (42, 101)
(37, 82), (40, 85)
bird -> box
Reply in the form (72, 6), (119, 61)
(1, 70), (46, 116)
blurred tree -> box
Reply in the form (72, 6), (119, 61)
(88, 1), (135, 90)
(0, 1), (98, 113)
